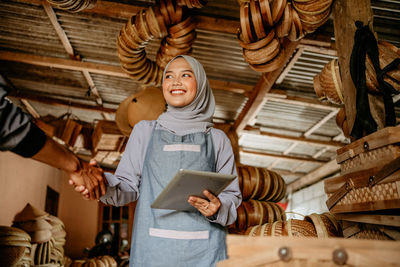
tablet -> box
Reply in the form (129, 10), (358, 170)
(151, 169), (236, 211)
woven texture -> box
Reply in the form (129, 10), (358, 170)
(341, 145), (400, 175)
(351, 229), (390, 240)
(328, 181), (400, 206)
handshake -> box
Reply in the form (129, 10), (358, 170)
(67, 159), (107, 200)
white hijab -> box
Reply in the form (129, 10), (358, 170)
(157, 55), (215, 135)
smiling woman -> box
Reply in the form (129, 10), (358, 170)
(162, 57), (197, 107)
(77, 54), (242, 267)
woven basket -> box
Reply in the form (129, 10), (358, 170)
(246, 219), (318, 237)
(238, 166), (286, 201)
(304, 213), (343, 238)
(336, 127), (400, 175)
(340, 145), (400, 175)
(314, 59), (344, 105)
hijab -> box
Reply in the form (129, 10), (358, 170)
(157, 55), (215, 135)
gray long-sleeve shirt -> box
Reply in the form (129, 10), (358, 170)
(100, 120), (242, 226)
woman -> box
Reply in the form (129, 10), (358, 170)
(83, 55), (242, 266)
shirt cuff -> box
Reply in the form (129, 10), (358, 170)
(206, 197), (230, 224)
(104, 172), (121, 187)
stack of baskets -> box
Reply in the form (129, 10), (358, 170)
(71, 255), (117, 267)
(12, 203), (67, 266)
(229, 166), (287, 234)
(245, 212), (342, 238)
(238, 0), (334, 73)
(365, 40), (400, 93)
(324, 127), (400, 240)
(46, 0), (96, 12)
(117, 0), (205, 86)
(314, 41), (400, 107)
(176, 0), (207, 8)
(0, 226), (31, 267)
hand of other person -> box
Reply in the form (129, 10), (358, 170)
(68, 159), (106, 200)
(188, 190), (221, 217)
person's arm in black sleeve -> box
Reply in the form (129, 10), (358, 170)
(0, 86), (46, 156)
(0, 86), (106, 199)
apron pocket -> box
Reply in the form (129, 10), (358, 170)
(163, 144), (201, 152)
(149, 227), (209, 240)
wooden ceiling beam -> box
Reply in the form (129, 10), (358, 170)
(43, 2), (104, 105)
(243, 126), (346, 148)
(276, 47), (304, 84)
(18, 0), (335, 47)
(287, 159), (340, 192)
(239, 148), (328, 164)
(20, 99), (41, 119)
(332, 0), (374, 135)
(233, 39), (300, 132)
(273, 169), (306, 177)
(265, 90), (340, 111)
(8, 91), (116, 113)
(0, 51), (129, 77)
(0, 51), (255, 95)
(303, 109), (339, 137)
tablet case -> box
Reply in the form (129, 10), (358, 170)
(151, 169), (235, 211)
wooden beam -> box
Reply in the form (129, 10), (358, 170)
(194, 16), (239, 34)
(18, 0), (334, 39)
(273, 169), (306, 177)
(20, 99), (40, 119)
(304, 109), (339, 137)
(265, 90), (340, 111)
(43, 2), (74, 57)
(332, 0), (374, 135)
(243, 126), (346, 148)
(276, 47), (304, 84)
(8, 91), (116, 113)
(239, 148), (328, 164)
(334, 213), (400, 227)
(82, 70), (103, 105)
(297, 44), (337, 57)
(209, 79), (252, 95)
(221, 235), (400, 267)
(287, 159), (340, 192)
(0, 51), (251, 95)
(0, 51), (129, 78)
(233, 39), (300, 132)
(41, 5), (105, 105)
(84, 1), (144, 18)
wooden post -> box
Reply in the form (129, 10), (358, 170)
(332, 0), (374, 136)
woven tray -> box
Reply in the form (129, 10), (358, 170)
(342, 220), (399, 241)
(324, 168), (400, 213)
(336, 127), (400, 175)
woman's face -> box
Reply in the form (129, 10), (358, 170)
(162, 57), (197, 108)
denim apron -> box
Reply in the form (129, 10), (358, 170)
(129, 125), (227, 267)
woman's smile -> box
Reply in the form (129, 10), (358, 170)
(162, 57), (197, 107)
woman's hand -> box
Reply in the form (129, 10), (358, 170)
(188, 190), (221, 217)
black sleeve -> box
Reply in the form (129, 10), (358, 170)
(10, 123), (47, 157)
(0, 86), (47, 157)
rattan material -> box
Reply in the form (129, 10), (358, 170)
(328, 181), (400, 207)
(245, 219), (318, 237)
(340, 145), (400, 175)
(238, 166), (286, 201)
(314, 59), (344, 105)
(14, 204), (48, 223)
